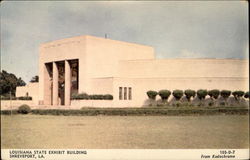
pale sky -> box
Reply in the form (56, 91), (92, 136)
(1, 1), (249, 82)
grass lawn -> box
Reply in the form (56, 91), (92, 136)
(1, 115), (249, 149)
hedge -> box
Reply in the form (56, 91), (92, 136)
(71, 93), (113, 100)
(0, 96), (32, 100)
(1, 107), (249, 116)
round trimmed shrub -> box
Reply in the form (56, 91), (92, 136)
(146, 90), (158, 100)
(208, 89), (220, 99)
(232, 91), (245, 99)
(220, 90), (231, 99)
(18, 104), (31, 114)
(184, 89), (196, 101)
(197, 89), (208, 100)
(244, 91), (249, 98)
(172, 90), (183, 100)
(158, 90), (171, 100)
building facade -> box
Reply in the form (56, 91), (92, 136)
(17, 35), (249, 108)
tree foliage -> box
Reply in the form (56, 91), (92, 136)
(232, 91), (245, 99)
(220, 90), (231, 99)
(158, 90), (171, 100)
(172, 90), (183, 100)
(197, 89), (208, 100)
(244, 91), (249, 99)
(208, 89), (220, 99)
(30, 75), (39, 83)
(0, 70), (26, 95)
(146, 90), (158, 100)
(184, 89), (196, 101)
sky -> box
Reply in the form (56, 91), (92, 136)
(1, 1), (249, 83)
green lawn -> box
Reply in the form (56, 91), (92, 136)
(1, 115), (249, 149)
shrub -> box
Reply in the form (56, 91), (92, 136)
(89, 94), (105, 100)
(197, 89), (208, 100)
(220, 90), (231, 99)
(18, 96), (32, 100)
(94, 95), (104, 100)
(78, 93), (89, 99)
(208, 89), (220, 99)
(172, 90), (183, 100)
(103, 94), (113, 100)
(71, 93), (89, 100)
(146, 90), (158, 100)
(71, 93), (113, 100)
(232, 91), (245, 99)
(0, 95), (17, 100)
(184, 89), (196, 101)
(17, 104), (31, 114)
(158, 90), (171, 100)
(244, 91), (249, 98)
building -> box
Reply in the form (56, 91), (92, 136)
(16, 35), (249, 108)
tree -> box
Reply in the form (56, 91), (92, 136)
(244, 91), (249, 99)
(197, 89), (208, 100)
(0, 70), (26, 96)
(232, 91), (245, 100)
(30, 75), (39, 83)
(172, 90), (183, 100)
(158, 90), (171, 101)
(208, 89), (220, 99)
(220, 90), (231, 99)
(146, 90), (158, 100)
(184, 89), (196, 101)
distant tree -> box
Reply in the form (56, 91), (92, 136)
(0, 70), (26, 96)
(184, 89), (196, 101)
(172, 90), (183, 101)
(30, 75), (39, 83)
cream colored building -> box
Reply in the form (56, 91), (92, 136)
(17, 35), (249, 108)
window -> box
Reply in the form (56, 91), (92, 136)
(124, 87), (127, 100)
(129, 87), (132, 100)
(119, 87), (123, 100)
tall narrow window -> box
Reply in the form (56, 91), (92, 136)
(119, 87), (123, 100)
(128, 87), (132, 100)
(124, 87), (127, 100)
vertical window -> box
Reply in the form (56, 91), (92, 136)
(124, 87), (127, 100)
(119, 87), (123, 100)
(129, 87), (132, 100)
